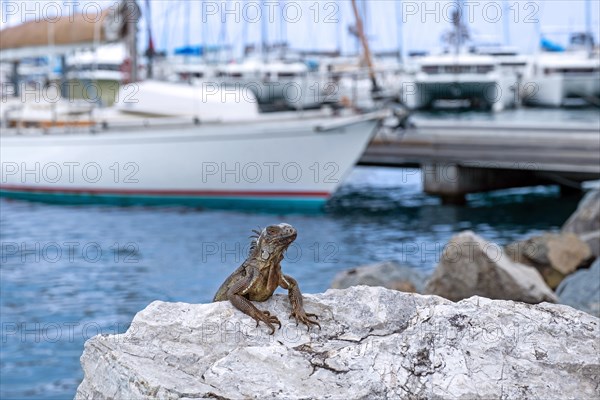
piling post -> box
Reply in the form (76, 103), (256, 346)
(422, 163), (554, 204)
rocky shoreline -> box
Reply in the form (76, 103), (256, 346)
(76, 287), (599, 399)
(76, 189), (599, 399)
(332, 188), (600, 317)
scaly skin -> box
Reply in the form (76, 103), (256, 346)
(213, 223), (320, 334)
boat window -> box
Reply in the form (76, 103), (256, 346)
(500, 62), (527, 67)
(476, 65), (494, 73)
(446, 65), (470, 73)
(422, 64), (495, 74)
(545, 68), (599, 74)
(422, 66), (439, 74)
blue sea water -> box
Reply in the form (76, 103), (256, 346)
(0, 166), (584, 399)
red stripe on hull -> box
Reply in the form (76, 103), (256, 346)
(0, 185), (331, 199)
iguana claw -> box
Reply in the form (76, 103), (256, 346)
(290, 309), (321, 331)
(255, 310), (281, 334)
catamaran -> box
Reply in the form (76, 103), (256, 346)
(523, 33), (600, 107)
(402, 52), (513, 111)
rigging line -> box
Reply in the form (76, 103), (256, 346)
(336, 0), (342, 54)
(202, 0), (211, 62)
(242, 0), (248, 57)
(184, 0), (191, 47)
(170, 1), (186, 55)
(218, 0), (229, 46)
(160, 2), (182, 52)
(503, 0), (511, 45)
(261, 0), (268, 60)
(159, 2), (177, 52)
(396, 0), (403, 62)
(280, 0), (286, 49)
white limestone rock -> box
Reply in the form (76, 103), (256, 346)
(76, 286), (598, 400)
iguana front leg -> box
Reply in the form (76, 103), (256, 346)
(279, 274), (320, 331)
(227, 267), (281, 334)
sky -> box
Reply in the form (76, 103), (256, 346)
(1, 0), (599, 57)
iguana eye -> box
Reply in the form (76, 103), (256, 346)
(267, 226), (278, 235)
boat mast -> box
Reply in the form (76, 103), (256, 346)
(184, 0), (190, 64)
(261, 0), (268, 62)
(125, 0), (139, 82)
(218, 1), (229, 62)
(184, 0), (190, 48)
(144, 0), (154, 78)
(160, 3), (171, 57)
(362, 0), (367, 42)
(285, 1), (290, 57)
(336, 2), (342, 55)
(585, 0), (592, 53)
(453, 1), (463, 55)
(350, 0), (380, 93)
(534, 0), (541, 55)
(202, 0), (208, 63)
(396, 0), (403, 63)
(503, 0), (510, 45)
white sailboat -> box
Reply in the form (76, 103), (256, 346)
(1, 81), (383, 211)
(0, 0), (387, 211)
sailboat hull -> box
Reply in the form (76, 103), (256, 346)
(0, 114), (379, 212)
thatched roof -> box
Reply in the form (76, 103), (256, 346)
(0, 1), (137, 52)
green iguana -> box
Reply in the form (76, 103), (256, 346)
(213, 223), (320, 334)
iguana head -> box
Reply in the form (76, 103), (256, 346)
(250, 223), (297, 261)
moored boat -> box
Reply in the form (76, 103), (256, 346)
(523, 51), (600, 107)
(0, 81), (383, 211)
(403, 53), (512, 111)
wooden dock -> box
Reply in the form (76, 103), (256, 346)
(360, 119), (600, 203)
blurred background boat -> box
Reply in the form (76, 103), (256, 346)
(403, 52), (513, 111)
(523, 33), (600, 107)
